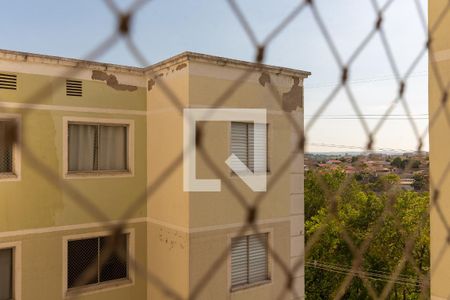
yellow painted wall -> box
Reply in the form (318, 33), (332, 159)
(189, 222), (290, 300)
(0, 223), (146, 300)
(147, 223), (189, 299)
(0, 68), (148, 300)
(188, 61), (301, 299)
(0, 72), (147, 229)
(146, 62), (191, 299)
(146, 58), (306, 299)
(1, 53), (306, 300)
(429, 1), (450, 299)
(189, 61), (298, 228)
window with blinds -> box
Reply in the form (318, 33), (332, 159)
(231, 233), (270, 290)
(230, 122), (268, 174)
(68, 122), (128, 173)
(0, 248), (13, 300)
(67, 234), (128, 289)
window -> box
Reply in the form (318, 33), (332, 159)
(67, 234), (128, 290)
(230, 122), (268, 174)
(0, 118), (19, 178)
(67, 122), (128, 173)
(231, 233), (270, 290)
(0, 248), (13, 300)
(0, 243), (19, 300)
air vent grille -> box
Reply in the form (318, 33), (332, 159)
(0, 73), (17, 90)
(66, 80), (82, 97)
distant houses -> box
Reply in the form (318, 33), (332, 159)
(305, 152), (429, 192)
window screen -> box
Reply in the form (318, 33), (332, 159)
(0, 120), (15, 174)
(67, 234), (128, 289)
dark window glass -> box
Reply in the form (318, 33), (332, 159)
(0, 248), (13, 300)
(0, 121), (15, 174)
(67, 234), (128, 289)
(99, 235), (128, 282)
(67, 238), (99, 288)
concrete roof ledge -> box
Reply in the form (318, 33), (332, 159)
(0, 49), (311, 78)
(0, 49), (144, 76)
(145, 51), (311, 78)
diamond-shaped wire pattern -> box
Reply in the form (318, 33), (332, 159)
(0, 120), (14, 174)
(1, 0), (448, 299)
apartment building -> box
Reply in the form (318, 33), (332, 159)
(0, 49), (309, 300)
(429, 1), (450, 299)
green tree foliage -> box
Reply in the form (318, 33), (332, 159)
(371, 173), (400, 193)
(390, 157), (420, 170)
(391, 157), (403, 169)
(412, 160), (421, 169)
(305, 170), (429, 299)
(412, 173), (428, 192)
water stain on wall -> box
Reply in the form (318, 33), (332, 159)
(158, 228), (186, 250)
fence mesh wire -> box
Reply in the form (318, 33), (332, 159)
(1, 0), (447, 299)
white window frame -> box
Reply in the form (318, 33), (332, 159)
(227, 229), (273, 293)
(62, 117), (134, 179)
(0, 241), (22, 300)
(0, 113), (21, 181)
(62, 229), (135, 298)
(229, 122), (270, 175)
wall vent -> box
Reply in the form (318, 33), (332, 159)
(0, 73), (17, 90)
(66, 80), (82, 97)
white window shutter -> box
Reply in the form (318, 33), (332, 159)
(231, 233), (269, 289)
(230, 122), (249, 173)
(231, 122), (267, 174)
(248, 233), (269, 283)
(231, 236), (248, 287)
(248, 123), (267, 173)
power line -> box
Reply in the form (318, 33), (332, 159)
(304, 117), (428, 120)
(305, 114), (428, 117)
(305, 71), (428, 89)
(304, 114), (428, 120)
(307, 142), (423, 153)
(309, 260), (418, 279)
(306, 260), (424, 287)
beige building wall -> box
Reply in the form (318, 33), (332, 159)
(0, 52), (148, 300)
(429, 1), (450, 299)
(0, 50), (308, 300)
(146, 57), (191, 299)
(146, 53), (309, 299)
(289, 110), (304, 300)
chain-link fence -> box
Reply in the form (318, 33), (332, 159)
(1, 0), (448, 299)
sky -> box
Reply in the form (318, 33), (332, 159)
(0, 0), (429, 152)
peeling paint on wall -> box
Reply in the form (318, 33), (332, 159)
(258, 72), (271, 87)
(91, 70), (137, 92)
(282, 77), (303, 112)
(147, 64), (188, 91)
(148, 79), (155, 91)
(176, 63), (187, 71)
